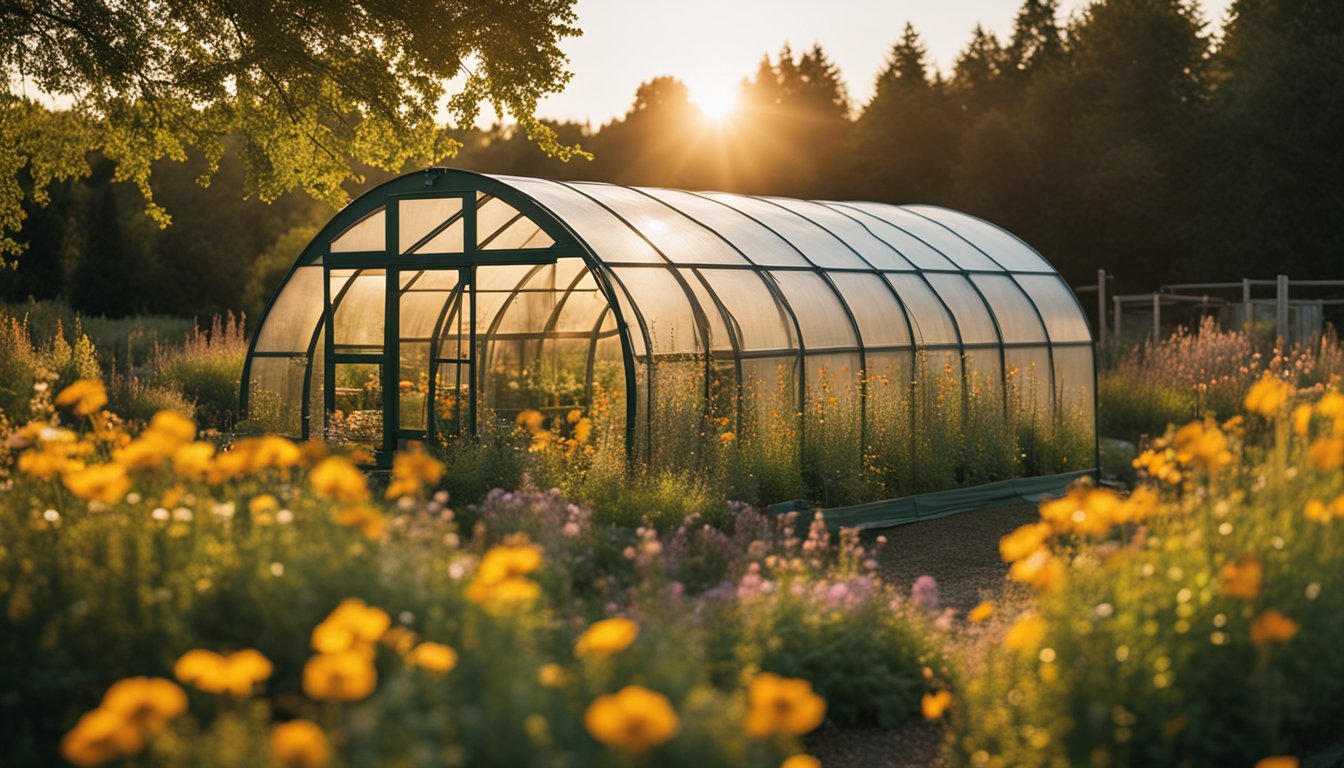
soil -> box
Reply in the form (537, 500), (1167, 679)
(807, 503), (1040, 768)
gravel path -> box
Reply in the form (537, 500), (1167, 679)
(808, 503), (1040, 768)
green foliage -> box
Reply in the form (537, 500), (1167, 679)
(149, 314), (247, 431)
(0, 305), (100, 421)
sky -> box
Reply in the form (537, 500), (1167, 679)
(532, 0), (1236, 126)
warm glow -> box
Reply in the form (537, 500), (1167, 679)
(694, 82), (739, 122)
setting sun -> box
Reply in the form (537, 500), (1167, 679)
(693, 81), (740, 121)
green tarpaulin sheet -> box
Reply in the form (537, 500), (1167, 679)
(767, 470), (1095, 531)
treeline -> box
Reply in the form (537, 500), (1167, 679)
(3, 0), (1341, 319)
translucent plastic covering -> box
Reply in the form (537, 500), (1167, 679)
(244, 168), (1096, 506)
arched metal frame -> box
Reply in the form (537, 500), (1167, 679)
(242, 168), (1098, 484)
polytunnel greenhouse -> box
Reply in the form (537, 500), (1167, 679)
(243, 168), (1097, 524)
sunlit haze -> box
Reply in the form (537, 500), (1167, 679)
(534, 0), (1235, 126)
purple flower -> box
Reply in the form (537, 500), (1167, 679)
(912, 575), (939, 614)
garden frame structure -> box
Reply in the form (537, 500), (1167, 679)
(243, 168), (1097, 520)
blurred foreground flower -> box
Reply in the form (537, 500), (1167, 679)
(173, 648), (273, 696)
(584, 685), (680, 753)
(61, 677), (186, 767)
(744, 672), (827, 737)
(270, 719), (330, 768)
(55, 379), (107, 416)
(575, 618), (639, 659)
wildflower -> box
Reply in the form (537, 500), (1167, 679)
(303, 650), (377, 701)
(335, 504), (387, 540)
(385, 446), (445, 499)
(1254, 758), (1299, 768)
(584, 686), (680, 753)
(311, 599), (391, 654)
(55, 379), (107, 416)
(170, 441), (215, 478)
(60, 708), (131, 767)
(309, 456), (369, 502)
(148, 411), (196, 444)
(381, 626), (420, 655)
(1000, 522), (1052, 562)
(250, 435), (304, 471)
(18, 444), (80, 478)
(538, 663), (568, 688)
(1009, 549), (1066, 592)
(1218, 555), (1263, 600)
(1292, 405), (1313, 438)
(575, 618), (639, 659)
(173, 648), (273, 696)
(1173, 420), (1233, 473)
(466, 540), (544, 609)
(921, 690), (953, 720)
(1004, 613), (1048, 653)
(969, 601), (994, 624)
(781, 757), (822, 768)
(567, 408), (583, 424)
(574, 417), (594, 444)
(911, 575), (939, 613)
(719, 431), (736, 443)
(1133, 448), (1182, 484)
(1245, 376), (1291, 416)
(405, 642), (458, 673)
(516, 409), (545, 433)
(1304, 499), (1331, 524)
(1308, 437), (1344, 471)
(100, 677), (187, 738)
(1041, 486), (1123, 536)
(249, 493), (279, 518)
(270, 719), (330, 768)
(63, 463), (132, 504)
(744, 672), (827, 737)
(1250, 610), (1299, 647)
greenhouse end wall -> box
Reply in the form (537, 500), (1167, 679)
(243, 168), (1097, 508)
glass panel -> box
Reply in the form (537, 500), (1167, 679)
(569, 183), (748, 265)
(884, 274), (958, 346)
(1005, 347), (1053, 418)
(399, 197), (464, 254)
(494, 176), (663, 263)
(769, 271), (856, 350)
(696, 268), (796, 352)
(739, 355), (801, 497)
(308, 329), (324, 438)
(603, 269), (648, 359)
(403, 270), (460, 291)
(609, 266), (703, 354)
(925, 274), (999, 344)
(400, 284), (457, 340)
(640, 188), (809, 266)
(483, 217), (554, 250)
(330, 209), (385, 253)
(681, 269), (733, 353)
(767, 197), (916, 270)
(972, 275), (1047, 343)
(844, 202), (1001, 271)
(1016, 275), (1093, 343)
(332, 270), (385, 350)
(399, 341), (431, 430)
(331, 363), (382, 447)
(829, 272), (911, 348)
(1053, 346), (1095, 415)
(804, 351), (865, 505)
(548, 261), (609, 335)
(823, 203), (955, 270)
(256, 266), (324, 353)
(1050, 345), (1096, 472)
(906, 205), (1052, 272)
(911, 349), (963, 492)
(245, 356), (306, 435)
(701, 192), (868, 269)
(864, 351), (915, 496)
(432, 362), (469, 438)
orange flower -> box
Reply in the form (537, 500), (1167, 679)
(999, 522), (1051, 563)
(1244, 376), (1291, 416)
(173, 649), (273, 696)
(303, 650), (377, 701)
(60, 708), (130, 767)
(63, 463), (132, 504)
(1292, 405), (1313, 437)
(270, 719), (330, 768)
(1254, 758), (1299, 768)
(921, 690), (953, 720)
(968, 601), (994, 624)
(574, 618), (639, 659)
(1004, 613), (1047, 653)
(1218, 555), (1262, 600)
(335, 504), (387, 540)
(309, 456), (369, 502)
(55, 379), (107, 416)
(311, 599), (391, 654)
(1173, 420), (1232, 473)
(385, 445), (445, 499)
(405, 642), (458, 674)
(781, 756), (822, 768)
(584, 686), (680, 753)
(99, 677), (187, 737)
(466, 540), (544, 610)
(1309, 437), (1344, 471)
(1250, 610), (1299, 647)
(744, 673), (827, 737)
(1009, 548), (1066, 592)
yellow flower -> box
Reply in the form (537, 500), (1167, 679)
(1250, 610), (1299, 647)
(1254, 758), (1299, 768)
(56, 379), (107, 416)
(538, 663), (568, 688)
(719, 431), (736, 443)
(63, 463), (132, 504)
(335, 504), (388, 540)
(1218, 554), (1262, 600)
(567, 408), (583, 424)
(574, 417), (594, 444)
(309, 456), (369, 502)
(173, 649), (273, 696)
(303, 650), (377, 701)
(250, 435), (305, 471)
(385, 446), (445, 499)
(1308, 437), (1344, 471)
(381, 626), (420, 655)
(466, 540), (544, 609)
(1133, 447), (1182, 484)
(1304, 499), (1331, 524)
(312, 598), (391, 654)
(1245, 376), (1291, 416)
(584, 685), (680, 753)
(405, 642), (458, 673)
(516, 409), (545, 433)
(148, 410), (196, 443)
(270, 719), (330, 768)
(744, 672), (828, 737)
(921, 690), (953, 720)
(1000, 521), (1051, 562)
(968, 601), (994, 624)
(575, 618), (640, 659)
(18, 445), (81, 478)
(1039, 486), (1124, 536)
(781, 757), (822, 768)
(1292, 404), (1313, 438)
(60, 708), (131, 767)
(99, 677), (187, 737)
(114, 431), (178, 471)
(249, 493), (279, 516)
(1173, 420), (1232, 473)
(1004, 613), (1048, 653)
(1009, 548), (1066, 592)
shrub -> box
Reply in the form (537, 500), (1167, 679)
(150, 313), (247, 431)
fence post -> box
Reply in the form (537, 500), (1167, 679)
(1152, 293), (1161, 346)
(1097, 269), (1107, 346)
(1276, 274), (1289, 344)
(1114, 295), (1122, 341)
(1242, 278), (1252, 330)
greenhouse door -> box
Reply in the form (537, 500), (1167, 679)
(388, 265), (477, 450)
